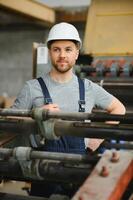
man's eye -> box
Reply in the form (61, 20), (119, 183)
(66, 48), (72, 52)
(53, 48), (59, 52)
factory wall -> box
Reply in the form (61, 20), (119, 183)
(0, 29), (48, 97)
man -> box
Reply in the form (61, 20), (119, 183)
(12, 22), (125, 197)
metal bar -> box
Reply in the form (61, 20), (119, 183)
(0, 109), (32, 117)
(0, 148), (99, 164)
(39, 160), (92, 184)
(0, 158), (92, 184)
(0, 118), (37, 134)
(30, 151), (98, 164)
(45, 111), (133, 123)
(55, 121), (133, 141)
(0, 118), (133, 141)
(101, 141), (133, 150)
(0, 148), (13, 159)
(1, 108), (133, 124)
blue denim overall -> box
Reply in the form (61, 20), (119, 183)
(30, 77), (86, 198)
(37, 76), (86, 154)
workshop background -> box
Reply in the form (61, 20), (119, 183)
(0, 0), (133, 110)
(0, 0), (133, 199)
(0, 0), (90, 98)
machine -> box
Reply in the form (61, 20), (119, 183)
(0, 108), (132, 200)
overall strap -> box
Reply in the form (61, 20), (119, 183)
(78, 77), (85, 112)
(36, 76), (86, 153)
(37, 77), (52, 104)
(37, 77), (85, 111)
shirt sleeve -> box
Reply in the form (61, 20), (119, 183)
(11, 82), (32, 109)
(93, 82), (114, 109)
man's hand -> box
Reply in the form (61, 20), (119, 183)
(42, 103), (60, 112)
(85, 138), (104, 151)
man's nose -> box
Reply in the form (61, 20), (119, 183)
(60, 50), (66, 57)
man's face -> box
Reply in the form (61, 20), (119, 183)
(49, 40), (79, 73)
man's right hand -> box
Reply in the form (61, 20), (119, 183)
(42, 103), (60, 112)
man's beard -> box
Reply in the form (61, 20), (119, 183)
(52, 63), (73, 73)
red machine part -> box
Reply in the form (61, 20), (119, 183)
(72, 150), (133, 200)
(88, 59), (133, 77)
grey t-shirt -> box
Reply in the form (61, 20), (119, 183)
(12, 73), (114, 113)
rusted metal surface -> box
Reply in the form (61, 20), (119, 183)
(72, 150), (133, 200)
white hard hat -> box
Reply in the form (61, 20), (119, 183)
(46, 22), (82, 48)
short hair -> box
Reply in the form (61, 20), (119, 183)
(47, 40), (80, 50)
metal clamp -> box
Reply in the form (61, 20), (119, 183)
(13, 147), (32, 161)
(32, 107), (59, 140)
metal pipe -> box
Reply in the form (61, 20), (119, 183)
(0, 118), (37, 134)
(0, 158), (24, 179)
(0, 147), (99, 164)
(0, 158), (92, 184)
(101, 141), (133, 150)
(0, 118), (133, 141)
(1, 108), (133, 124)
(54, 120), (133, 141)
(30, 151), (98, 164)
(0, 108), (32, 117)
(46, 111), (133, 123)
(39, 160), (92, 184)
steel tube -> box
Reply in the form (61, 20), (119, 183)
(0, 108), (31, 117)
(46, 111), (133, 123)
(30, 151), (98, 164)
(0, 148), (98, 164)
(1, 108), (133, 124)
(0, 118), (133, 140)
(54, 120), (133, 141)
(0, 118), (37, 134)
(39, 160), (91, 184)
(0, 158), (92, 184)
(101, 141), (133, 150)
